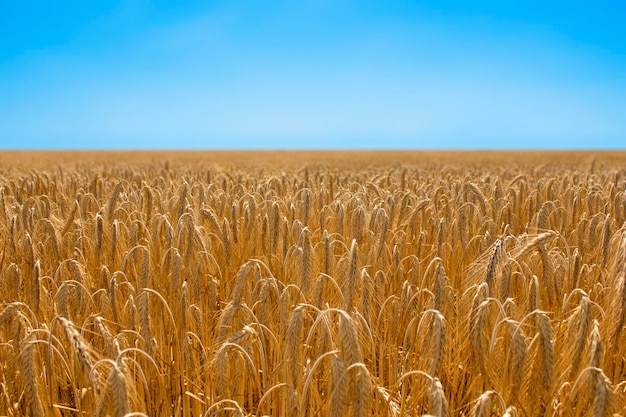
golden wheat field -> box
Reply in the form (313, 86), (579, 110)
(1, 151), (626, 417)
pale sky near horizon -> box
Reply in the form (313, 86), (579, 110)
(1, 1), (625, 149)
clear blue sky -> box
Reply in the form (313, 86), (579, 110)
(1, 1), (625, 149)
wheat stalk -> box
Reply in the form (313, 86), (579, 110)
(19, 335), (45, 417)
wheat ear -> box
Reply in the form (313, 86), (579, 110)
(20, 337), (45, 417)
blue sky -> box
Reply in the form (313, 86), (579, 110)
(1, 1), (625, 149)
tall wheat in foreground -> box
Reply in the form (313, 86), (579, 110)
(0, 151), (625, 416)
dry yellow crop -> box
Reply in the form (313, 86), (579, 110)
(0, 151), (625, 416)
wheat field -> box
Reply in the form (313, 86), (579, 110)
(0, 151), (625, 416)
